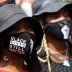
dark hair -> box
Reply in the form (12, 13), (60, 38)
(24, 49), (41, 72)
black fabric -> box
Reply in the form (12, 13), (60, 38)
(37, 45), (72, 72)
(2, 32), (35, 57)
(51, 59), (72, 72)
(43, 20), (72, 41)
(37, 48), (48, 72)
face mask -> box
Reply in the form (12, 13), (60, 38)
(44, 20), (72, 41)
(20, 2), (32, 17)
(2, 32), (35, 57)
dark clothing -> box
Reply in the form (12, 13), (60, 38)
(37, 45), (72, 72)
(51, 59), (72, 72)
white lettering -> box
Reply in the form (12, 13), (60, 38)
(10, 36), (27, 48)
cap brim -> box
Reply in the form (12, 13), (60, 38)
(34, 1), (71, 16)
(0, 13), (27, 32)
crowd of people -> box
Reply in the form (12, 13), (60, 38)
(0, 0), (72, 72)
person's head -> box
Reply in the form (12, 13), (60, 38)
(33, 0), (72, 41)
(0, 4), (43, 58)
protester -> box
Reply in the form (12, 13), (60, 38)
(33, 0), (72, 72)
(0, 4), (43, 72)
